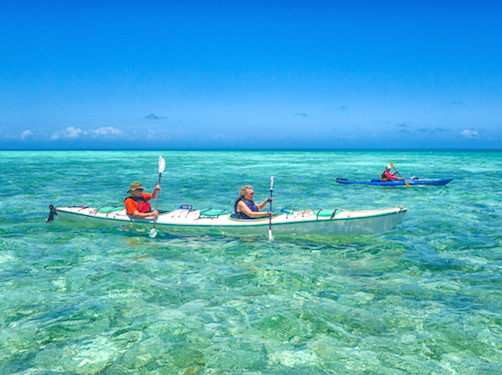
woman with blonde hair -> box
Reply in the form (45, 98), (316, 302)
(233, 185), (272, 219)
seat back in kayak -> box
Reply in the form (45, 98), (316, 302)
(98, 206), (123, 214)
(199, 209), (231, 218)
(314, 209), (339, 219)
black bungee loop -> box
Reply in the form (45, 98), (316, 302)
(47, 204), (57, 222)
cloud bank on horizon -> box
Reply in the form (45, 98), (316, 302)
(0, 2), (501, 149)
(3, 122), (496, 150)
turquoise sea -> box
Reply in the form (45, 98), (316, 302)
(1, 150), (501, 374)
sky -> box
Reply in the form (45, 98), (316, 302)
(0, 0), (501, 150)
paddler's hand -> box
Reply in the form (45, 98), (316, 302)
(152, 185), (161, 199)
(267, 197), (274, 203)
(152, 209), (159, 216)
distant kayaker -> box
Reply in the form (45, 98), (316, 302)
(124, 181), (161, 219)
(234, 185), (272, 219)
(381, 165), (403, 181)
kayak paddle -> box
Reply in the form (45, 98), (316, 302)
(149, 155), (166, 238)
(268, 176), (274, 241)
(390, 161), (410, 187)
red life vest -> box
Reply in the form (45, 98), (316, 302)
(125, 196), (152, 213)
(381, 170), (394, 181)
(138, 199), (152, 213)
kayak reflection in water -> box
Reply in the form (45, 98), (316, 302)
(381, 165), (403, 181)
(124, 181), (161, 219)
(233, 185), (273, 219)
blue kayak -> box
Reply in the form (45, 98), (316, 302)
(336, 177), (453, 186)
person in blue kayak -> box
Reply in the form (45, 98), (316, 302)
(124, 181), (161, 219)
(234, 185), (273, 219)
(381, 165), (403, 181)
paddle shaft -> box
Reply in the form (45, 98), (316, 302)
(268, 176), (274, 240)
(392, 166), (404, 179)
(148, 155), (166, 238)
(152, 173), (162, 229)
(390, 162), (410, 187)
(154, 173), (162, 210)
(269, 189), (273, 225)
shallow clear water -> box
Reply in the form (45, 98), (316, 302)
(1, 150), (501, 374)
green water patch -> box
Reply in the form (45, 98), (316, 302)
(1, 150), (501, 373)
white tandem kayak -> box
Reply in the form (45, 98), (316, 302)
(49, 205), (407, 236)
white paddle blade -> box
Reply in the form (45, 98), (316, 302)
(270, 176), (274, 190)
(158, 156), (166, 174)
(268, 229), (274, 241)
(149, 228), (158, 238)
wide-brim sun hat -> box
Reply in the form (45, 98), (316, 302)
(127, 181), (146, 193)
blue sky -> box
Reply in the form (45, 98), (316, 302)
(0, 1), (501, 149)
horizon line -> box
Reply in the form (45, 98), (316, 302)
(0, 147), (500, 152)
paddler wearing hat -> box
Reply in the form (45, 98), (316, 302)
(380, 165), (403, 181)
(124, 181), (161, 219)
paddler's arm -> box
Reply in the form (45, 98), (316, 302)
(132, 209), (159, 219)
(256, 197), (272, 210)
(390, 171), (403, 180)
(236, 201), (269, 218)
(152, 184), (161, 199)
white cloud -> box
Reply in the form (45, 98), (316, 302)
(50, 127), (84, 140)
(461, 129), (479, 139)
(92, 127), (123, 137)
(145, 129), (170, 140)
(20, 129), (34, 140)
(50, 126), (124, 141)
(146, 129), (157, 139)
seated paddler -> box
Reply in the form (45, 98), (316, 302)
(381, 165), (403, 181)
(124, 181), (161, 219)
(234, 185), (273, 219)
